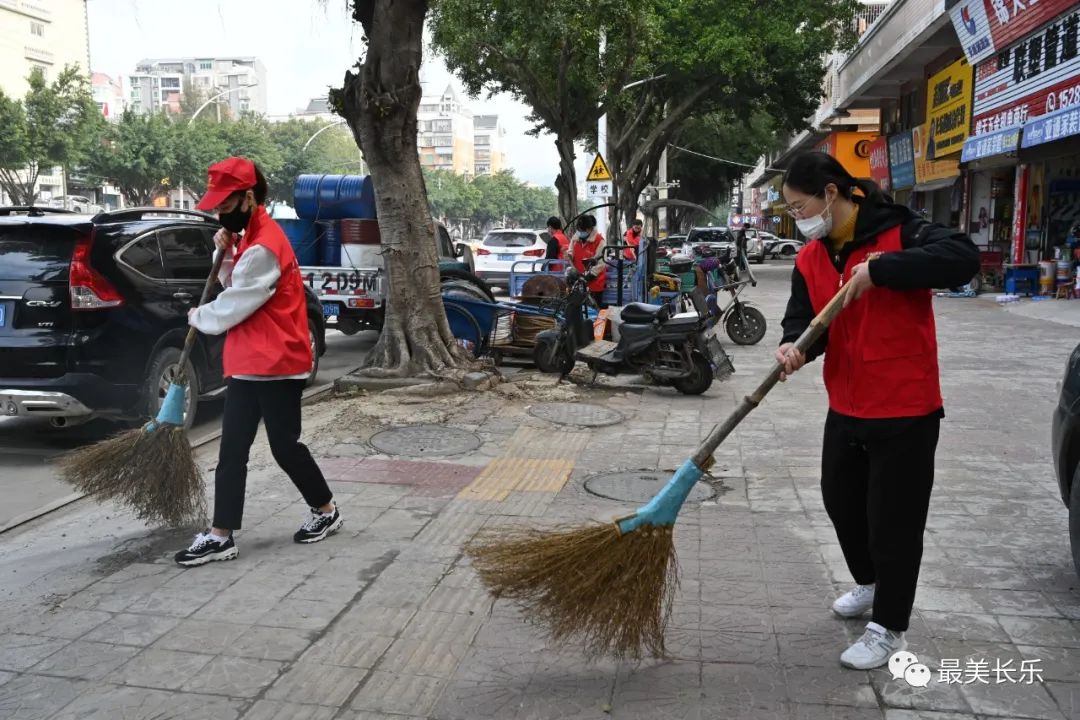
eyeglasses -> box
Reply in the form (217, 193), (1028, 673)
(784, 195), (825, 219)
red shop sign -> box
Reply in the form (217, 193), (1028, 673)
(951, 0), (1079, 64)
(867, 136), (891, 192)
(972, 5), (1080, 135)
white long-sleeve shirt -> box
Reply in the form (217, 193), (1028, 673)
(189, 245), (310, 381)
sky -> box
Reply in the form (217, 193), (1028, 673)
(85, 0), (592, 189)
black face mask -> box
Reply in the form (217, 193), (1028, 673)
(218, 204), (251, 233)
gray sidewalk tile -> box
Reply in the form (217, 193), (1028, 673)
(27, 639), (139, 680)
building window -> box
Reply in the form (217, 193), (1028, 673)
(199, 61), (212, 70)
(476, 135), (489, 146)
(30, 22), (44, 37)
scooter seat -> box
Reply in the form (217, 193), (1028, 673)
(621, 302), (668, 324)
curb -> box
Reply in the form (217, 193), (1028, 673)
(0, 379), (343, 536)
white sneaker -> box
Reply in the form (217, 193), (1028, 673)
(832, 583), (875, 618)
(840, 621), (906, 669)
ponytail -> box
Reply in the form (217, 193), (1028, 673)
(784, 151), (891, 206)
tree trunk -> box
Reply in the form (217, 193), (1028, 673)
(554, 135), (577, 223)
(334, 0), (474, 378)
(0, 167), (39, 206)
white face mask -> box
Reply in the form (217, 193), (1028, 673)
(795, 196), (834, 240)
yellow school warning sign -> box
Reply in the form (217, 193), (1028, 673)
(587, 153), (612, 182)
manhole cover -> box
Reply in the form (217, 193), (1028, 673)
(528, 402), (625, 427)
(369, 425), (481, 457)
(584, 471), (715, 504)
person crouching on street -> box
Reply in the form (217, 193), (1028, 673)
(174, 157), (342, 567)
(776, 151), (978, 669)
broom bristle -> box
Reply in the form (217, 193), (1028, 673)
(59, 424), (206, 527)
(465, 522), (677, 660)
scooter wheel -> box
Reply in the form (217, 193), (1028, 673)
(533, 335), (575, 374)
(726, 305), (767, 345)
(673, 352), (713, 395)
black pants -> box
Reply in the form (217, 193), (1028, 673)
(821, 410), (940, 632)
(213, 379), (332, 530)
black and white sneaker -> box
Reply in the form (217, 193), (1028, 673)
(293, 506), (343, 544)
(174, 532), (238, 566)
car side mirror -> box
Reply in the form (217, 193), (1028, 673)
(454, 243), (466, 257)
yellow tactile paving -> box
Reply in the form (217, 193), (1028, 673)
(457, 457), (576, 501)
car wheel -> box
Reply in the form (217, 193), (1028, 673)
(306, 318), (320, 388)
(781, 244), (797, 257)
(144, 346), (199, 431)
(1071, 466), (1080, 581)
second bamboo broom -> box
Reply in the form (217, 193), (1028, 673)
(58, 247), (229, 527)
(466, 281), (856, 660)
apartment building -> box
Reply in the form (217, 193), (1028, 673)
(418, 85), (475, 176)
(128, 56), (267, 117)
(0, 0), (90, 98)
(473, 114), (507, 175)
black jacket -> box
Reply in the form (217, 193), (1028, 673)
(780, 197), (980, 362)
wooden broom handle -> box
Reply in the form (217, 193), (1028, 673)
(177, 241), (231, 374)
(691, 281), (855, 468)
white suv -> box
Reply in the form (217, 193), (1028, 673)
(472, 229), (547, 288)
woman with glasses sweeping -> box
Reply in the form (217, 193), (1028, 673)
(775, 151), (978, 669)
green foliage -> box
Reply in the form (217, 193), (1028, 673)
(0, 66), (101, 205)
(423, 168), (556, 229)
(265, 119), (363, 202)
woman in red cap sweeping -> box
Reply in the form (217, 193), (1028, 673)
(174, 157), (342, 567)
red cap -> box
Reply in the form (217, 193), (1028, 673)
(197, 157), (256, 211)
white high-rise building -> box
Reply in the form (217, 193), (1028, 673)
(0, 0), (90, 99)
(127, 56), (267, 117)
(473, 115), (507, 175)
(417, 85), (474, 176)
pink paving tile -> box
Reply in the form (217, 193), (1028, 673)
(337, 459), (483, 495)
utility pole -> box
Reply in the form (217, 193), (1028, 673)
(596, 30), (608, 243)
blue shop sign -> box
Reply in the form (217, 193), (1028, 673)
(888, 132), (915, 190)
(960, 125), (1022, 162)
(1021, 105), (1080, 149)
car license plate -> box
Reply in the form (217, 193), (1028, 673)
(0, 304), (5, 328)
(304, 270), (378, 295)
(322, 303), (340, 317)
(498, 254), (515, 262)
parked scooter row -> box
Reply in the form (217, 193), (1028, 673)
(533, 259), (735, 395)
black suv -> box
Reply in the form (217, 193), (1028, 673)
(0, 207), (326, 430)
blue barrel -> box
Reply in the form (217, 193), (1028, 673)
(320, 221), (342, 266)
(277, 219), (322, 266)
(294, 174), (377, 221)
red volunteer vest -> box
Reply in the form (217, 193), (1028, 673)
(795, 225), (942, 419)
(223, 207), (312, 378)
(572, 233), (608, 292)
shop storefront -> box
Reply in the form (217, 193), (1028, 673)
(913, 122), (962, 225)
(951, 0), (1080, 287)
(763, 176), (792, 238)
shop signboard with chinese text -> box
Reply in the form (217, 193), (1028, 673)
(815, 132), (877, 178)
(868, 136), (891, 192)
(926, 58), (974, 158)
(971, 4), (1080, 138)
(913, 123), (961, 186)
(888, 131), (916, 190)
(1021, 101), (1080, 147)
(950, 0), (1078, 64)
(961, 123), (1022, 160)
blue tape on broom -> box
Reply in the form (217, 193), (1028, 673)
(146, 383), (187, 430)
(617, 459), (704, 534)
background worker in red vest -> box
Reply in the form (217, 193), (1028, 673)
(567, 214), (608, 307)
(623, 218), (643, 260)
(776, 151), (978, 670)
(174, 157), (342, 567)
(544, 216), (569, 266)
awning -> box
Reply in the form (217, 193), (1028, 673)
(961, 126), (1022, 163)
(912, 177), (958, 193)
(1021, 105), (1080, 149)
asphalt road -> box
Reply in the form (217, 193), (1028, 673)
(0, 328), (377, 533)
